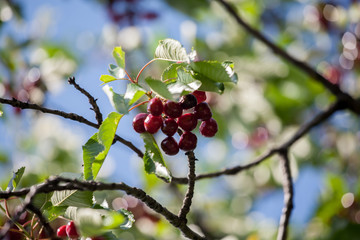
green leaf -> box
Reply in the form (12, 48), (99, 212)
(108, 64), (126, 79)
(165, 67), (202, 97)
(191, 61), (238, 83)
(44, 206), (67, 222)
(145, 77), (174, 100)
(74, 208), (132, 237)
(100, 75), (118, 84)
(83, 112), (123, 180)
(6, 166), (25, 191)
(118, 208), (135, 229)
(124, 83), (147, 106)
(112, 47), (126, 69)
(140, 133), (172, 182)
(155, 39), (189, 62)
(51, 190), (93, 207)
(32, 193), (52, 210)
(103, 85), (129, 114)
(161, 63), (185, 81)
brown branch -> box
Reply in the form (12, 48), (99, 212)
(68, 76), (103, 126)
(0, 97), (144, 158)
(0, 177), (206, 240)
(172, 99), (343, 184)
(178, 151), (197, 222)
(277, 150), (294, 240)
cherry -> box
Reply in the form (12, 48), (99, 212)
(177, 113), (198, 131)
(164, 100), (183, 118)
(194, 102), (212, 120)
(147, 98), (163, 116)
(179, 94), (197, 109)
(161, 137), (179, 155)
(179, 132), (197, 151)
(144, 114), (163, 134)
(66, 221), (79, 239)
(161, 118), (178, 136)
(199, 118), (218, 137)
(133, 113), (148, 133)
(192, 91), (206, 103)
(57, 225), (67, 238)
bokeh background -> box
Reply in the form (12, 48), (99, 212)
(1, 0), (360, 239)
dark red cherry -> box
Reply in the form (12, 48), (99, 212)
(161, 118), (178, 136)
(161, 137), (179, 155)
(133, 113), (148, 133)
(144, 114), (163, 134)
(57, 225), (67, 238)
(179, 94), (197, 109)
(199, 118), (218, 137)
(164, 100), (183, 118)
(192, 91), (206, 103)
(147, 98), (163, 116)
(179, 132), (197, 151)
(66, 221), (79, 238)
(194, 102), (212, 120)
(177, 113), (197, 132)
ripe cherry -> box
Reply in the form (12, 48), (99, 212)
(194, 102), (212, 120)
(177, 113), (198, 131)
(161, 137), (179, 155)
(192, 91), (206, 103)
(161, 118), (178, 136)
(144, 114), (163, 134)
(199, 118), (218, 137)
(66, 221), (79, 239)
(179, 94), (197, 109)
(164, 100), (183, 118)
(179, 132), (197, 151)
(133, 113), (148, 133)
(56, 225), (67, 238)
(147, 98), (163, 116)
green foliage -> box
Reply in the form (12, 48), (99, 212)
(155, 38), (189, 62)
(83, 112), (123, 180)
(108, 64), (126, 79)
(113, 47), (126, 69)
(145, 77), (174, 100)
(100, 74), (118, 84)
(6, 166), (25, 191)
(141, 133), (172, 182)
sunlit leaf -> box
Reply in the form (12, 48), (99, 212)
(112, 47), (126, 69)
(155, 39), (189, 62)
(44, 206), (67, 222)
(108, 64), (126, 79)
(6, 166), (25, 191)
(51, 190), (93, 207)
(83, 112), (123, 180)
(145, 77), (174, 100)
(191, 61), (238, 83)
(140, 133), (172, 182)
(100, 75), (118, 84)
(103, 85), (129, 114)
(124, 83), (147, 106)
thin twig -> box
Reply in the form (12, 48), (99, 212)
(178, 151), (197, 222)
(0, 177), (206, 240)
(277, 150), (294, 240)
(0, 97), (144, 158)
(27, 203), (55, 239)
(68, 76), (103, 126)
(172, 99), (343, 184)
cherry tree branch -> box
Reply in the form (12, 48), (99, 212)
(172, 99), (344, 184)
(0, 177), (206, 240)
(277, 150), (294, 240)
(68, 76), (103, 126)
(178, 151), (197, 222)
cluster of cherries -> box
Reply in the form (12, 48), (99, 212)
(57, 221), (103, 240)
(132, 91), (218, 155)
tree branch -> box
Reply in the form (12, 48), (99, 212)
(172, 99), (343, 184)
(277, 150), (294, 240)
(0, 177), (206, 240)
(68, 76), (103, 126)
(178, 151), (197, 222)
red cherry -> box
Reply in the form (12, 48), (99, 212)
(177, 113), (198, 132)
(179, 94), (197, 109)
(192, 91), (206, 103)
(161, 137), (179, 155)
(144, 114), (163, 134)
(161, 118), (178, 136)
(66, 221), (79, 238)
(194, 102), (212, 120)
(164, 100), (183, 118)
(179, 132), (197, 151)
(57, 225), (67, 238)
(147, 98), (163, 116)
(199, 118), (218, 137)
(133, 113), (148, 133)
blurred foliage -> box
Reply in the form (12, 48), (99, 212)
(1, 0), (360, 239)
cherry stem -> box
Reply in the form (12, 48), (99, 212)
(135, 59), (157, 83)
(128, 100), (150, 112)
(125, 70), (135, 83)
